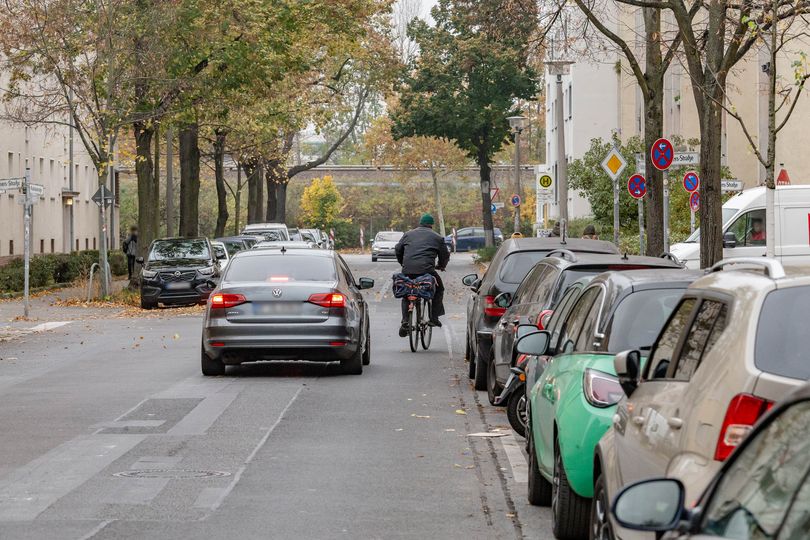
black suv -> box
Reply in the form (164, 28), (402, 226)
(138, 237), (219, 309)
(462, 238), (619, 392)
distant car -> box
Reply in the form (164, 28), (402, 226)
(215, 236), (250, 255)
(201, 249), (375, 375)
(242, 223), (290, 241)
(609, 380), (810, 540)
(446, 227), (504, 252)
(253, 241), (318, 250)
(371, 231), (404, 262)
(300, 228), (328, 249)
(138, 237), (219, 310)
(211, 241), (231, 271)
(462, 237), (619, 394)
(594, 258), (810, 540)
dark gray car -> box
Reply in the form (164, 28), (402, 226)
(201, 249), (374, 376)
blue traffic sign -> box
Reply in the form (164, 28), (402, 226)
(651, 138), (674, 170)
(683, 171), (700, 193)
(491, 203), (497, 214)
(690, 191), (700, 212)
(627, 174), (646, 199)
(511, 194), (521, 207)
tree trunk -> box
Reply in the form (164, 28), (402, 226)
(275, 181), (288, 224)
(134, 122), (159, 284)
(165, 126), (175, 236)
(265, 159), (284, 222)
(698, 93), (724, 267)
(642, 7), (665, 256)
(213, 129), (229, 237)
(244, 159), (264, 224)
(430, 166), (446, 237)
(477, 147), (495, 247)
(178, 123), (201, 237)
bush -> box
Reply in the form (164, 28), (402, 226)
(474, 246), (498, 263)
(0, 250), (128, 293)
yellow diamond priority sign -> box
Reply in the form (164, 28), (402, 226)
(601, 147), (627, 181)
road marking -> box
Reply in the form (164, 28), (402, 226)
(500, 434), (529, 484)
(196, 385), (304, 513)
(0, 434), (146, 521)
(443, 325), (454, 359)
(379, 277), (392, 299)
(77, 519), (113, 540)
(92, 420), (166, 429)
(166, 391), (240, 436)
(29, 321), (71, 332)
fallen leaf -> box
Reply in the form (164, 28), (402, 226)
(444, 429), (456, 432)
(411, 414), (430, 419)
(455, 409), (467, 415)
(394, 428), (404, 432)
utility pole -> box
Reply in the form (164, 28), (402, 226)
(547, 61), (573, 237)
(508, 116), (527, 235)
(68, 92), (75, 252)
(166, 126), (174, 236)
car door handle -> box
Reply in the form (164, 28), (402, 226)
(667, 417), (684, 429)
(632, 416), (645, 426)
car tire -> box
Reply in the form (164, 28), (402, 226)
(590, 472), (614, 540)
(362, 327), (371, 366)
(201, 346), (225, 376)
(528, 426), (552, 506)
(371, 256), (377, 262)
(341, 343), (364, 375)
(507, 391), (527, 438)
(473, 352), (487, 391)
(487, 354), (502, 405)
(466, 334), (476, 379)
(140, 296), (157, 310)
(552, 441), (591, 540)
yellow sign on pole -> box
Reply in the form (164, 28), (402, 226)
(600, 147), (627, 180)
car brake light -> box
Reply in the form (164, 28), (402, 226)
(308, 292), (346, 308)
(714, 393), (773, 461)
(484, 295), (506, 317)
(516, 353), (528, 367)
(537, 309), (554, 330)
(209, 293), (247, 309)
(583, 369), (624, 408)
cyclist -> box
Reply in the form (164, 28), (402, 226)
(395, 214), (450, 337)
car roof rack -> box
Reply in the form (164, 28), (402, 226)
(546, 249), (577, 262)
(708, 258), (786, 279)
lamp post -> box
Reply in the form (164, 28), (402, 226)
(546, 60), (574, 238)
(507, 115), (528, 235)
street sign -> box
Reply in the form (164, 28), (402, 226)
(92, 185), (114, 207)
(627, 174), (646, 199)
(690, 191), (700, 212)
(651, 138), (674, 170)
(721, 179), (744, 192)
(0, 178), (23, 192)
(672, 152), (700, 166)
(601, 146), (627, 180)
(491, 203), (496, 213)
(536, 173), (554, 201)
(489, 187), (500, 201)
(493, 202), (505, 209)
(682, 171), (700, 193)
(538, 174), (553, 189)
(27, 183), (44, 197)
(511, 194), (521, 207)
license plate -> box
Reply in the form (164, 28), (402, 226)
(165, 282), (191, 290)
(254, 303), (298, 315)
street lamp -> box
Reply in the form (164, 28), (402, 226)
(507, 115), (528, 235)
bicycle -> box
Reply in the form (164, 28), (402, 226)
(406, 294), (432, 352)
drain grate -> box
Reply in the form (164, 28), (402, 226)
(114, 469), (231, 479)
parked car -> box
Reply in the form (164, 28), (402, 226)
(138, 237), (219, 310)
(371, 231), (404, 262)
(253, 241), (318, 250)
(201, 249), (374, 376)
(488, 251), (684, 405)
(670, 185), (810, 268)
(214, 236), (250, 255)
(446, 227), (504, 252)
(211, 241), (231, 271)
(594, 258), (810, 539)
(520, 269), (699, 539)
(463, 238), (619, 393)
(242, 223), (290, 241)
(609, 381), (810, 540)
(298, 229), (320, 245)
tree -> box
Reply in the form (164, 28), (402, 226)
(392, 0), (539, 247)
(300, 176), (345, 229)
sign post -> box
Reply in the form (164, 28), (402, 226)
(536, 171), (554, 230)
(682, 171), (700, 235)
(601, 146), (628, 246)
(0, 170), (37, 317)
(651, 138), (675, 253)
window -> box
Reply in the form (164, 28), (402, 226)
(76, 239), (79, 251)
(513, 264), (551, 304)
(701, 401), (810, 539)
(603, 288), (687, 353)
(755, 286), (810, 380)
(567, 83), (572, 119)
(646, 298), (696, 380)
(558, 287), (601, 354)
(149, 239), (210, 262)
(93, 238), (96, 249)
(50, 239), (55, 253)
(498, 251), (551, 284)
(725, 208), (766, 246)
(224, 255), (336, 283)
(40, 239), (44, 253)
(9, 240), (13, 255)
(39, 158), (44, 179)
(547, 285), (583, 351)
(672, 301), (728, 380)
(374, 232), (403, 243)
(85, 238), (89, 250)
(7, 152), (13, 176)
(575, 289), (605, 351)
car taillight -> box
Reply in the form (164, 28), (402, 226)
(583, 369), (624, 408)
(484, 295), (506, 317)
(537, 309), (554, 330)
(516, 353), (528, 367)
(209, 293), (247, 309)
(714, 393), (774, 461)
(308, 292), (346, 308)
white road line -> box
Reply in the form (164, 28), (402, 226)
(379, 277), (392, 299)
(29, 321), (71, 332)
(77, 519), (113, 540)
(443, 325), (454, 359)
(500, 433), (529, 484)
(166, 391), (240, 436)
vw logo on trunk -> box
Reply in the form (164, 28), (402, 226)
(272, 288), (282, 298)
(174, 271), (181, 277)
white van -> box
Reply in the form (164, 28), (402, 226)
(241, 223), (290, 242)
(670, 185), (810, 268)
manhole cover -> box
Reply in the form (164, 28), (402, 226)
(114, 469), (231, 479)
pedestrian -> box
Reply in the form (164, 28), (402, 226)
(122, 226), (138, 280)
(582, 224), (599, 240)
(549, 221), (560, 237)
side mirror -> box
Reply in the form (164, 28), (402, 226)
(135, 256), (144, 264)
(516, 324), (537, 341)
(461, 273), (479, 287)
(614, 350), (642, 396)
(516, 330), (550, 356)
(612, 478), (686, 532)
(494, 292), (512, 308)
(723, 232), (737, 249)
(358, 277), (375, 290)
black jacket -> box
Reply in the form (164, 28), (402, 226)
(395, 226), (450, 275)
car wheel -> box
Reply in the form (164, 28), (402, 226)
(341, 343), (364, 375)
(507, 391), (527, 438)
(473, 347), (487, 391)
(371, 256), (377, 262)
(527, 426), (552, 506)
(466, 333), (476, 379)
(362, 327), (371, 366)
(487, 354), (503, 405)
(201, 346), (225, 376)
(552, 440), (591, 540)
(140, 296), (157, 310)
(590, 472), (613, 540)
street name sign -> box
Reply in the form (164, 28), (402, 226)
(0, 178), (23, 192)
(721, 180), (744, 192)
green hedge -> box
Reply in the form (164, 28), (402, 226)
(0, 250), (127, 293)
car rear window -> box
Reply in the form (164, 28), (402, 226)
(604, 288), (686, 352)
(149, 240), (210, 261)
(225, 255), (337, 282)
(755, 287), (810, 379)
(498, 251), (550, 283)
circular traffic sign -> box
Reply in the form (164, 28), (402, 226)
(683, 171), (700, 193)
(511, 194), (521, 207)
(491, 203), (497, 213)
(651, 138), (674, 171)
(539, 175), (553, 188)
(690, 191), (700, 212)
(627, 174), (646, 199)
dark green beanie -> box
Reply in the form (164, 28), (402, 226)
(420, 213), (435, 226)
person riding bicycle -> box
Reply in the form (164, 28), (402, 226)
(395, 214), (450, 337)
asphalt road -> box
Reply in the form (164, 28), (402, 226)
(0, 253), (553, 539)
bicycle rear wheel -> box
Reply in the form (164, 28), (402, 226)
(420, 299), (432, 350)
(408, 300), (419, 352)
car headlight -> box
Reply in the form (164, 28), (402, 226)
(198, 266), (215, 276)
(142, 269), (157, 279)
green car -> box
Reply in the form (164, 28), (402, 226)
(518, 270), (697, 540)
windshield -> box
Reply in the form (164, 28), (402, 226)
(755, 286), (810, 380)
(224, 255), (336, 282)
(149, 239), (210, 262)
(222, 241), (243, 257)
(684, 207), (740, 242)
(604, 288), (685, 352)
(498, 251), (550, 284)
(375, 232), (403, 242)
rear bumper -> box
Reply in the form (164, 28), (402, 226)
(372, 250), (397, 258)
